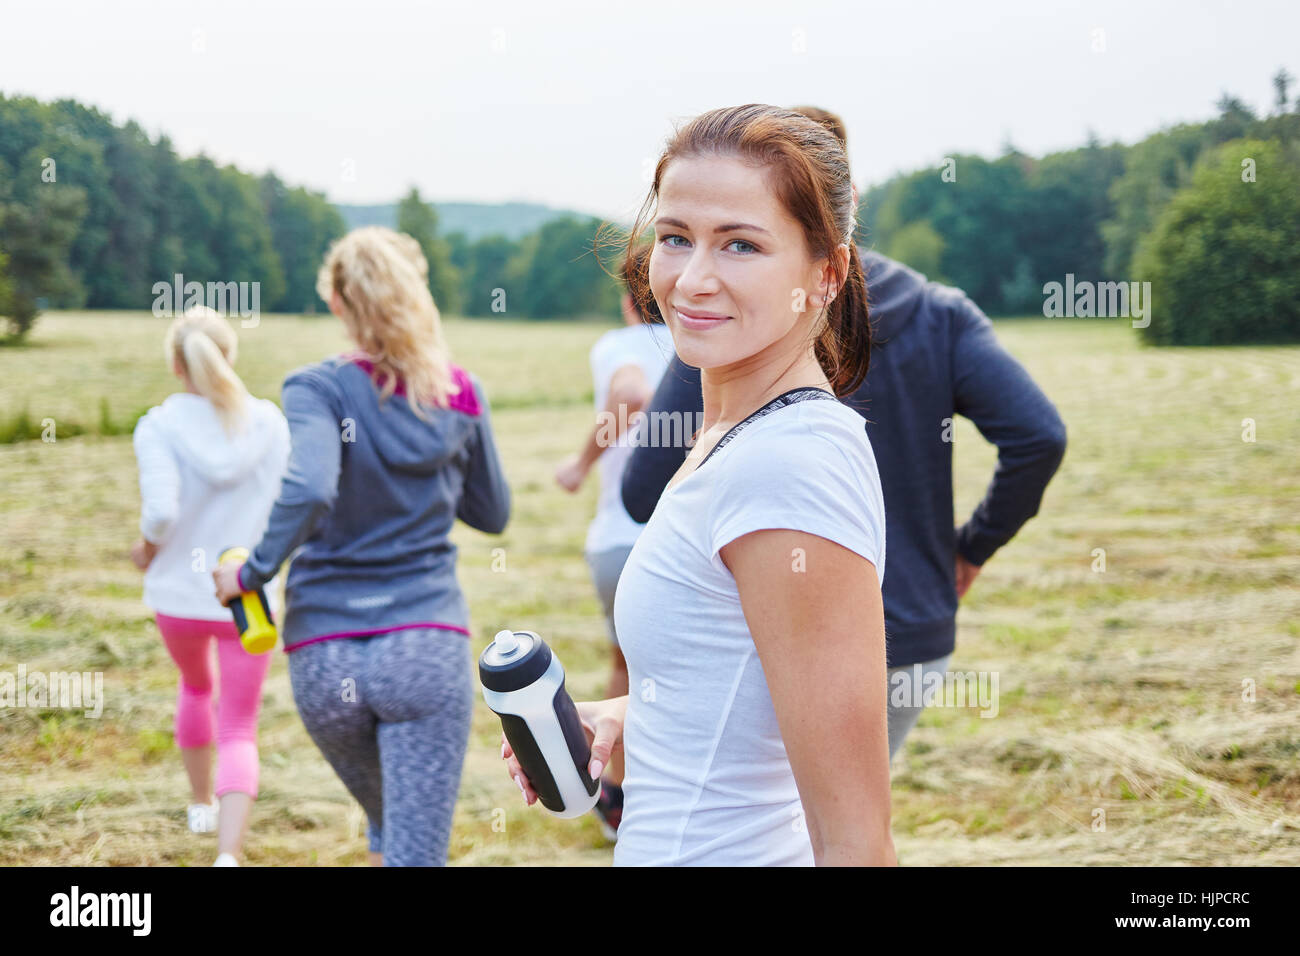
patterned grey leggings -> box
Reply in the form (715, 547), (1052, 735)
(288, 626), (473, 866)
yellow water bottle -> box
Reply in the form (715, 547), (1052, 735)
(218, 547), (278, 655)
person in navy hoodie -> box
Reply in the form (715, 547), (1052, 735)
(214, 226), (510, 866)
(620, 106), (1068, 761)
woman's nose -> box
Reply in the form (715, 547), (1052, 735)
(675, 249), (721, 298)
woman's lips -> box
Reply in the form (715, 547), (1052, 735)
(675, 307), (732, 330)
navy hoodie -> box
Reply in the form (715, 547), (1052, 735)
(238, 356), (510, 650)
(621, 251), (1067, 668)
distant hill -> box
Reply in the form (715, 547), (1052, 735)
(335, 200), (593, 241)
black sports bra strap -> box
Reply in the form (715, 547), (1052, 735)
(697, 387), (836, 469)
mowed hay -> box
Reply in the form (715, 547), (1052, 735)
(1, 313), (1297, 865)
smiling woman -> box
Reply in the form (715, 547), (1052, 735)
(629, 104), (872, 399)
(505, 104), (893, 866)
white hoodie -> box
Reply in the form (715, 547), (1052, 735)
(133, 392), (290, 621)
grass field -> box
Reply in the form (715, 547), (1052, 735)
(1, 311), (1298, 866)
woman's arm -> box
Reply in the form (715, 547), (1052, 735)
(720, 528), (896, 866)
(237, 371), (342, 591)
(133, 412), (180, 546)
(456, 375), (511, 534)
(555, 363), (652, 492)
(620, 356), (701, 522)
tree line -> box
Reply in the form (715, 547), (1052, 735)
(860, 68), (1300, 344)
(4, 75), (1300, 345)
(0, 94), (620, 340)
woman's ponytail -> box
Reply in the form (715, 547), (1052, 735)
(165, 306), (249, 436)
(815, 242), (871, 397)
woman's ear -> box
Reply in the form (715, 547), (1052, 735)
(817, 246), (849, 302)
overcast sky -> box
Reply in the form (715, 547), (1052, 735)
(2, 0), (1295, 221)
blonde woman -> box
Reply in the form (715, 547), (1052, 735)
(213, 226), (510, 867)
(131, 305), (290, 867)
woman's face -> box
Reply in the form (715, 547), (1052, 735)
(649, 153), (831, 375)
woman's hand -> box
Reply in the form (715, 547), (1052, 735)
(554, 454), (589, 494)
(212, 560), (245, 607)
(129, 538), (158, 571)
(502, 696), (627, 806)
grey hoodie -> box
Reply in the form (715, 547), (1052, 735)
(237, 356), (511, 650)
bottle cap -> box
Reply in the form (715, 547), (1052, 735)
(478, 629), (551, 692)
(493, 629), (519, 655)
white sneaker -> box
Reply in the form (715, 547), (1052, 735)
(187, 802), (218, 834)
(213, 853), (239, 867)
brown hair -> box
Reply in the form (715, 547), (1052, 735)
(620, 241), (663, 323)
(790, 105), (848, 148)
(621, 103), (870, 397)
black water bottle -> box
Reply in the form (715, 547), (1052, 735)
(479, 629), (600, 817)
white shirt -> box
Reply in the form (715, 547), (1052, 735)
(133, 392), (290, 620)
(612, 394), (886, 866)
(585, 322), (675, 554)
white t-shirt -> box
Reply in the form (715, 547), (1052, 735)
(585, 322), (675, 554)
(612, 391), (886, 866)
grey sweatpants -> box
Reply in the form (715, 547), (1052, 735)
(885, 653), (953, 762)
(288, 626), (473, 866)
(585, 544), (636, 645)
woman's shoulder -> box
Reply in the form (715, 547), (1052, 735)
(285, 356), (349, 391)
(704, 395), (886, 570)
(445, 362), (483, 417)
(305, 350), (488, 420)
(245, 392), (288, 428)
(133, 392), (201, 436)
(716, 397), (879, 489)
(735, 394), (869, 452)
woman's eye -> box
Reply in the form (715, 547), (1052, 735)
(726, 239), (757, 254)
(661, 234), (689, 248)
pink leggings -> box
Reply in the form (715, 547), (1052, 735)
(156, 613), (272, 798)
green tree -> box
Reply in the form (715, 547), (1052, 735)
(1100, 124), (1214, 277)
(1024, 141), (1126, 284)
(0, 95), (94, 331)
(504, 216), (620, 319)
(0, 145), (87, 339)
(1274, 68), (1295, 115)
(459, 234), (520, 316)
(260, 173), (345, 313)
(397, 187), (462, 315)
(1134, 138), (1300, 345)
(870, 154), (1034, 312)
(210, 164), (285, 307)
(883, 220), (945, 281)
(0, 249), (15, 330)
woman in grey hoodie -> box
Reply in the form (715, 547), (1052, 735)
(214, 227), (511, 866)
